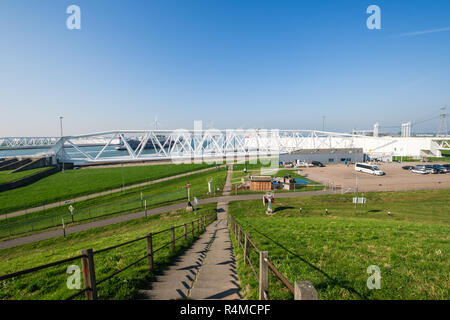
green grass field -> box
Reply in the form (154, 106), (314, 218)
(0, 203), (217, 300)
(0, 167), (51, 184)
(0, 167), (227, 239)
(229, 190), (449, 300)
(0, 163), (213, 214)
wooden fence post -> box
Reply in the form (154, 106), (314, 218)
(191, 221), (194, 238)
(244, 234), (249, 265)
(81, 248), (97, 300)
(294, 281), (318, 300)
(146, 233), (153, 270)
(171, 227), (175, 252)
(259, 251), (269, 300)
(184, 223), (187, 241)
(237, 226), (241, 248)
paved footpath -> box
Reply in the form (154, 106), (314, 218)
(138, 165), (241, 300)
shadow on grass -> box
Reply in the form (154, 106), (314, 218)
(246, 225), (370, 299)
(273, 206), (295, 213)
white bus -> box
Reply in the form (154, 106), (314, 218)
(355, 163), (385, 176)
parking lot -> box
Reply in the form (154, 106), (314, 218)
(299, 162), (450, 192)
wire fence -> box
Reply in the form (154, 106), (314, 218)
(0, 180), (225, 239)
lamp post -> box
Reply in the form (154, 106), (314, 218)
(59, 116), (64, 172)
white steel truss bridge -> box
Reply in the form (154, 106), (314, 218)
(1, 130), (449, 165)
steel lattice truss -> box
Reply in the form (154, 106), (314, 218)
(2, 130), (449, 165)
(46, 129), (362, 165)
(434, 139), (450, 150)
(0, 137), (59, 149)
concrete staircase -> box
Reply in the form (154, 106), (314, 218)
(138, 165), (241, 300)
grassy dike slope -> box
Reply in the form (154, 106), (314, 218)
(0, 204), (217, 300)
(229, 190), (449, 300)
(0, 163), (213, 214)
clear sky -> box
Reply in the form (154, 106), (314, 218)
(0, 0), (449, 136)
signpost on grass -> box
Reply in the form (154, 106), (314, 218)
(144, 200), (147, 217)
(186, 184), (191, 202)
(353, 197), (366, 214)
(68, 205), (74, 223)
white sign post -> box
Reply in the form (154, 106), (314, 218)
(352, 197), (366, 214)
(62, 218), (66, 237)
(144, 200), (147, 217)
(68, 205), (74, 223)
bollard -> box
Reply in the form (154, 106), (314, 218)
(294, 281), (318, 300)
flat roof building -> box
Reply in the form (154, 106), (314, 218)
(280, 148), (364, 164)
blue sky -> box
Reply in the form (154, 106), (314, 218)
(0, 0), (449, 136)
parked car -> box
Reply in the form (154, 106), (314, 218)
(424, 165), (437, 174)
(355, 163), (385, 176)
(311, 161), (325, 167)
(411, 165), (428, 174)
(443, 164), (450, 170)
(432, 164), (447, 173)
(402, 165), (414, 170)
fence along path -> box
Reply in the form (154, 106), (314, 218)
(0, 214), (214, 300)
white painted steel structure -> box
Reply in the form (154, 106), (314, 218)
(1, 130), (449, 165)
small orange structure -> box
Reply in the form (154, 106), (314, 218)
(249, 175), (272, 191)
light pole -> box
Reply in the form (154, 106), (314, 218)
(59, 116), (64, 172)
(59, 116), (64, 137)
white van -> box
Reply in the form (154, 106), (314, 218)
(355, 163), (385, 176)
